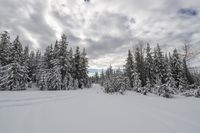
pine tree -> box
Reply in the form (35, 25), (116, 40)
(80, 48), (89, 87)
(68, 48), (75, 89)
(100, 69), (105, 86)
(182, 57), (194, 85)
(94, 72), (99, 83)
(145, 78), (151, 92)
(166, 65), (176, 88)
(105, 65), (113, 79)
(33, 50), (41, 83)
(145, 43), (154, 85)
(0, 31), (10, 66)
(58, 34), (71, 89)
(132, 71), (141, 92)
(0, 36), (28, 90)
(44, 44), (54, 69)
(153, 44), (166, 84)
(10, 36), (23, 64)
(165, 63), (176, 94)
(171, 49), (184, 89)
(135, 47), (146, 86)
(48, 63), (62, 90)
(73, 79), (79, 90)
(28, 51), (36, 82)
(124, 50), (134, 87)
(22, 46), (29, 67)
(68, 48), (73, 76)
(72, 46), (82, 88)
(36, 57), (49, 90)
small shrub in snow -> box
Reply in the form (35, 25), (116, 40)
(194, 87), (200, 98)
(181, 90), (194, 97)
(28, 81), (32, 88)
(156, 84), (174, 98)
(137, 87), (148, 95)
(103, 76), (128, 94)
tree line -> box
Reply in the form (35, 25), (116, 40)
(0, 31), (90, 91)
(92, 43), (200, 97)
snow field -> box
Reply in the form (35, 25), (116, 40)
(0, 84), (200, 133)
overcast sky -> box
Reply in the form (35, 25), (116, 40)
(1, 0), (200, 69)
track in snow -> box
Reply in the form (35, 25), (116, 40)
(0, 84), (200, 133)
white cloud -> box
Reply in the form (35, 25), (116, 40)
(0, 0), (200, 68)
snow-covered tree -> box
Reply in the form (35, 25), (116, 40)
(132, 71), (142, 92)
(27, 51), (36, 82)
(68, 48), (73, 76)
(72, 46), (82, 88)
(36, 56), (48, 90)
(0, 63), (28, 90)
(105, 65), (114, 79)
(135, 46), (146, 86)
(145, 78), (151, 92)
(0, 31), (10, 66)
(73, 79), (79, 90)
(171, 49), (184, 89)
(145, 43), (154, 85)
(94, 72), (99, 83)
(48, 65), (62, 90)
(0, 36), (28, 90)
(72, 47), (89, 88)
(153, 44), (166, 84)
(10, 36), (23, 64)
(80, 48), (89, 87)
(165, 64), (176, 93)
(44, 44), (54, 69)
(99, 69), (105, 86)
(58, 34), (71, 89)
(124, 50), (134, 87)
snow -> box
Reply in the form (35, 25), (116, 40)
(0, 84), (200, 133)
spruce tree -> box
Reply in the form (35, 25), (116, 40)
(72, 46), (82, 88)
(171, 49), (184, 89)
(94, 72), (99, 83)
(135, 47), (146, 86)
(58, 34), (71, 89)
(132, 71), (141, 92)
(124, 50), (134, 87)
(80, 48), (89, 87)
(100, 69), (105, 86)
(22, 46), (29, 68)
(145, 43), (154, 85)
(0, 31), (10, 66)
(153, 44), (166, 84)
(10, 36), (23, 64)
(0, 36), (28, 90)
(48, 59), (62, 90)
(28, 51), (36, 82)
(182, 57), (194, 85)
(44, 44), (54, 69)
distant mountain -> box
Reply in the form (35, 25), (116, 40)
(88, 68), (102, 76)
(189, 66), (200, 74)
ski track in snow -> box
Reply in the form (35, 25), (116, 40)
(0, 88), (93, 109)
(134, 101), (200, 133)
(0, 94), (85, 109)
(0, 84), (200, 133)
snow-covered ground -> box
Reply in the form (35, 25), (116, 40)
(0, 84), (200, 133)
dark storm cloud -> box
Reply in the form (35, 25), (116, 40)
(178, 8), (198, 17)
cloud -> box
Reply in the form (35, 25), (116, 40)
(0, 0), (200, 68)
(178, 8), (198, 17)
